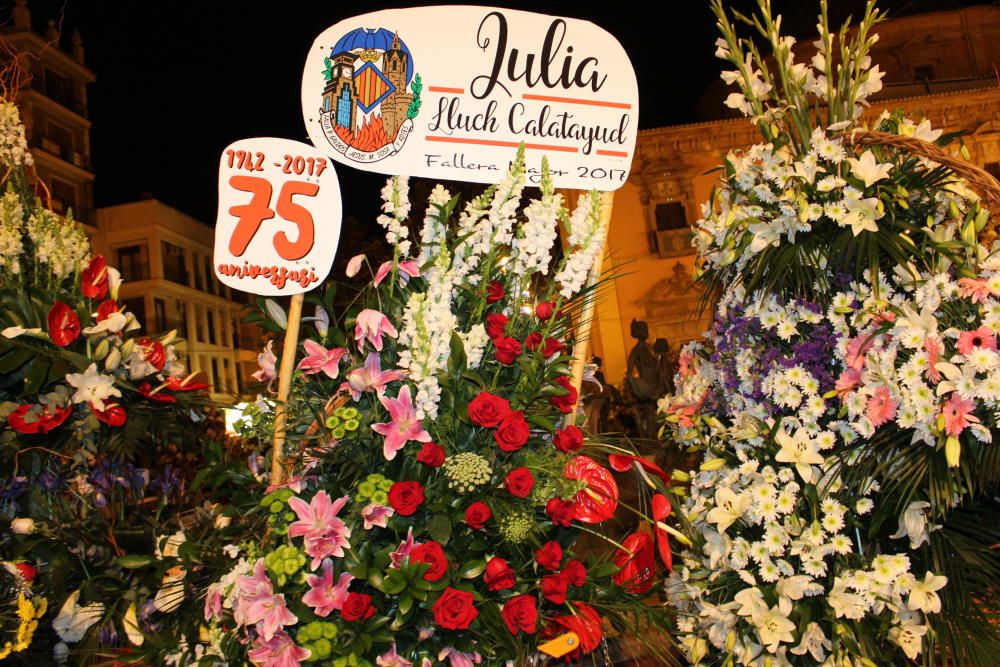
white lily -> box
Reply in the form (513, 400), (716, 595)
(848, 150), (893, 188)
(52, 589), (104, 643)
(754, 598), (796, 653)
(65, 363), (121, 411)
(889, 620), (928, 660)
(908, 571), (948, 613)
(706, 487), (753, 533)
(839, 190), (883, 236)
(889, 500), (939, 549)
(774, 427), (825, 483)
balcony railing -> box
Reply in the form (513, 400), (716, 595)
(30, 135), (93, 172)
(28, 78), (88, 117)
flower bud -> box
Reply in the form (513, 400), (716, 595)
(11, 517), (35, 534)
(105, 347), (122, 372)
(945, 436), (961, 468)
(671, 469), (691, 482)
(93, 338), (110, 360)
(700, 458), (727, 472)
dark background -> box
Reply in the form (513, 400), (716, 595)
(8, 0), (990, 223)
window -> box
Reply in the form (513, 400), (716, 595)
(337, 87), (352, 128)
(194, 304), (204, 342)
(45, 120), (73, 153)
(913, 64), (935, 81)
(655, 202), (687, 231)
(44, 68), (72, 109)
(161, 240), (188, 284)
(154, 298), (167, 333)
(49, 177), (78, 214)
(207, 310), (217, 345)
(116, 244), (149, 281)
(204, 256), (215, 295)
(193, 253), (204, 291)
(211, 359), (220, 392)
(223, 358), (232, 393)
(232, 318), (240, 348)
(123, 297), (146, 331)
(177, 301), (188, 338)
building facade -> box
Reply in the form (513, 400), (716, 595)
(94, 199), (262, 400)
(2, 0), (96, 238)
(590, 6), (1000, 387)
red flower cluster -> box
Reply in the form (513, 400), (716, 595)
(410, 541), (448, 581)
(81, 255), (110, 299)
(47, 302), (80, 347)
(432, 587), (478, 630)
(465, 501), (491, 530)
(8, 403), (72, 434)
(468, 391), (530, 452)
(416, 442), (445, 467)
(341, 592), (375, 621)
(388, 481), (424, 516)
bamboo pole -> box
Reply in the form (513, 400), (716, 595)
(565, 190), (615, 427)
(270, 292), (305, 486)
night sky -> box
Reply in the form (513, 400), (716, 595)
(14, 0), (988, 224)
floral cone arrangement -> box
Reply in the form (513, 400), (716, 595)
(201, 150), (680, 666)
(0, 96), (240, 663)
(661, 1), (1000, 665)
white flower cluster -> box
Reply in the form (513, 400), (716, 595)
(460, 323), (488, 369)
(0, 102), (33, 167)
(377, 176), (411, 257)
(554, 191), (604, 298)
(511, 163), (561, 280)
(0, 188), (24, 279)
(26, 208), (90, 283)
(417, 184), (451, 266)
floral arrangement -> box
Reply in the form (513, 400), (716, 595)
(660, 1), (1000, 665)
(0, 96), (248, 664)
(198, 151), (680, 667)
(0, 561), (45, 660)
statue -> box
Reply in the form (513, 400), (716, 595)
(654, 337), (676, 395)
(626, 320), (665, 441)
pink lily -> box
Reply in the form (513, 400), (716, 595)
(301, 559), (354, 617)
(235, 561), (296, 640)
(203, 583), (222, 621)
(377, 643), (414, 667)
(288, 491), (352, 568)
(247, 631), (311, 667)
(371, 385), (432, 460)
(297, 339), (348, 379)
(438, 647), (483, 667)
(346, 253), (366, 278)
(374, 260), (421, 287)
(355, 309), (398, 352)
(341, 352), (405, 401)
(252, 340), (277, 385)
(389, 527), (417, 569)
(265, 475), (306, 495)
(361, 503), (395, 530)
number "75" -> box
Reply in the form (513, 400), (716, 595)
(227, 175), (319, 260)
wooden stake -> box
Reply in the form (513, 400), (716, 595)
(270, 292), (305, 486)
(566, 190), (615, 427)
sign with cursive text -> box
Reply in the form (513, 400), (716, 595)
(300, 6), (638, 190)
(214, 137), (342, 296)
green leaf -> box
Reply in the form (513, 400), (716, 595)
(426, 514), (452, 545)
(116, 554), (154, 569)
(397, 593), (413, 615)
(457, 559), (486, 579)
(448, 332), (467, 377)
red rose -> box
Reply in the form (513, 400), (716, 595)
(543, 338), (566, 359)
(81, 255), (109, 299)
(501, 594), (538, 635)
(524, 331), (542, 351)
(542, 572), (569, 604)
(465, 501), (492, 530)
(14, 562), (37, 583)
(546, 498), (576, 527)
(504, 467), (534, 498)
(565, 456), (618, 524)
(467, 392), (511, 427)
(432, 587), (478, 630)
(96, 299), (119, 322)
(388, 481), (425, 516)
(536, 301), (555, 320)
(341, 592), (376, 621)
(550, 602), (603, 654)
(486, 279), (505, 303)
(91, 402), (127, 427)
(410, 541), (449, 581)
(485, 313), (508, 340)
(139, 338), (166, 370)
(483, 557), (515, 591)
(494, 411), (530, 452)
(416, 442), (445, 467)
(48, 301), (80, 347)
(549, 376), (578, 413)
(553, 425), (583, 453)
(534, 541), (563, 571)
(8, 404), (72, 434)
(613, 532), (655, 594)
(564, 559), (587, 587)
(493, 336), (522, 365)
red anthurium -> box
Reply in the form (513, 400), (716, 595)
(549, 602), (603, 654)
(81, 255), (109, 299)
(8, 403), (73, 434)
(91, 402), (127, 427)
(607, 454), (672, 486)
(138, 338), (166, 370)
(652, 493), (674, 572)
(163, 376), (210, 392)
(14, 563), (37, 582)
(564, 456), (618, 523)
(613, 532), (655, 593)
(48, 301), (81, 347)
(137, 383), (177, 403)
(96, 299), (120, 322)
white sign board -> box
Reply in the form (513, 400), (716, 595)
(214, 137), (342, 296)
(301, 6), (638, 190)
